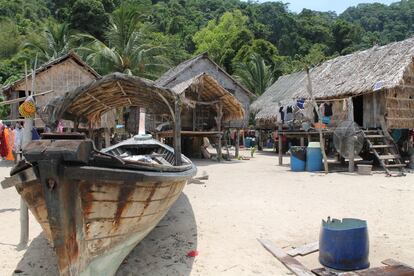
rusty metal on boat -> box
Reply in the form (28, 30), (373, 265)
(1, 73), (197, 275)
(4, 133), (196, 275)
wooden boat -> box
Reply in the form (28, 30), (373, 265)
(2, 132), (196, 275)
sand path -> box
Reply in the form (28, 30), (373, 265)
(0, 152), (413, 275)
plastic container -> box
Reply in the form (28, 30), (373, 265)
(290, 146), (306, 171)
(244, 137), (252, 148)
(319, 218), (369, 271)
(357, 164), (372, 175)
(306, 142), (323, 172)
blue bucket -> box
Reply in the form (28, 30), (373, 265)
(307, 142), (323, 172)
(319, 218), (370, 271)
(290, 146), (306, 171)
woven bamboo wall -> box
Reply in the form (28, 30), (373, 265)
(12, 59), (97, 127)
(385, 61), (414, 129)
(385, 86), (414, 129)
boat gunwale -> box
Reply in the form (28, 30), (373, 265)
(63, 163), (196, 182)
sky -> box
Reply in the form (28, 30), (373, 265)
(265, 0), (396, 14)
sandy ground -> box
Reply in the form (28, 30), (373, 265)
(0, 151), (413, 275)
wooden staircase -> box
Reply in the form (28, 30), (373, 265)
(362, 129), (406, 176)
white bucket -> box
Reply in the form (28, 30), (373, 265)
(357, 164), (372, 175)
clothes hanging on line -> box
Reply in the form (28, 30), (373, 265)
(278, 106), (285, 123)
(0, 126), (7, 158)
(32, 128), (40, 140)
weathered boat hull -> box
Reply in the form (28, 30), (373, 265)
(14, 164), (194, 275)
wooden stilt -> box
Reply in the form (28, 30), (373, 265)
(300, 137), (305, 147)
(174, 98), (182, 166)
(215, 102), (223, 162)
(347, 98), (355, 173)
(19, 118), (33, 247)
(235, 129), (240, 158)
(278, 123), (283, 165)
(104, 128), (111, 147)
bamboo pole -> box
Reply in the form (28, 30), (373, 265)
(18, 56), (37, 247)
(305, 68), (328, 173)
(235, 129), (240, 158)
(174, 98), (182, 166)
(278, 123), (283, 165)
(347, 98), (355, 172)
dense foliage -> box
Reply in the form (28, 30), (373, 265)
(1, 0), (414, 95)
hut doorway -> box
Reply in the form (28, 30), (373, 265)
(353, 96), (363, 127)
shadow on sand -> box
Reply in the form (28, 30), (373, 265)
(13, 193), (197, 276)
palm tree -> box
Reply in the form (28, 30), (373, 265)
(233, 53), (275, 96)
(77, 5), (170, 79)
(23, 21), (72, 63)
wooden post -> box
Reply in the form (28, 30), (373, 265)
(349, 137), (355, 173)
(74, 119), (79, 132)
(306, 68), (329, 173)
(235, 129), (240, 158)
(104, 128), (111, 147)
(18, 58), (36, 248)
(347, 98), (355, 172)
(300, 137), (305, 147)
(215, 102), (223, 162)
(19, 118), (33, 247)
(174, 98), (182, 166)
(278, 123), (283, 165)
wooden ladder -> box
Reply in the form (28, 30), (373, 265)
(362, 129), (406, 176)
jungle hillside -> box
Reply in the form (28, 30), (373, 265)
(1, 0), (414, 96)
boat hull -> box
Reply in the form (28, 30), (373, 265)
(15, 164), (195, 276)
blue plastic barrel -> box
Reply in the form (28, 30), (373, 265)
(290, 146), (306, 171)
(319, 218), (369, 271)
(245, 137), (252, 148)
(306, 142), (323, 172)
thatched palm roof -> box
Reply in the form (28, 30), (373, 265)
(156, 52), (255, 98)
(170, 73), (245, 122)
(43, 73), (175, 127)
(252, 37), (414, 122)
(43, 72), (245, 128)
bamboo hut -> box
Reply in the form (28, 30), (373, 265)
(45, 72), (245, 159)
(252, 37), (414, 130)
(156, 52), (254, 129)
(2, 52), (100, 128)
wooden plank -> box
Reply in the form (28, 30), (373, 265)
(287, 242), (319, 257)
(343, 265), (414, 275)
(371, 145), (393, 148)
(314, 265), (414, 276)
(378, 154), (400, 160)
(1, 167), (37, 189)
(258, 239), (314, 276)
(312, 268), (340, 276)
(382, 259), (414, 269)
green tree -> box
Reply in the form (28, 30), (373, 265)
(233, 54), (275, 96)
(22, 21), (73, 63)
(193, 10), (253, 71)
(331, 19), (362, 55)
(78, 4), (170, 79)
(70, 0), (110, 40)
